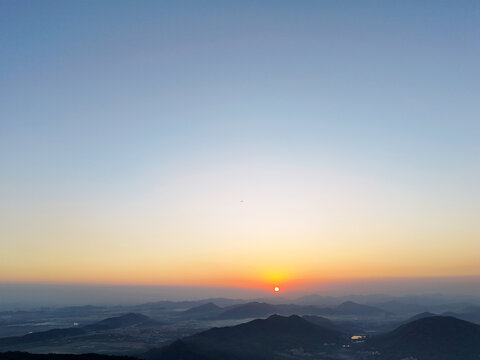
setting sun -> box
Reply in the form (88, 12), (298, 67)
(274, 286), (280, 292)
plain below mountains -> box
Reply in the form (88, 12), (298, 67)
(0, 313), (154, 347)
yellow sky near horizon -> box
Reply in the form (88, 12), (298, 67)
(2, 163), (479, 289)
(1, 0), (480, 297)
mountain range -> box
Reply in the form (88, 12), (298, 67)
(1, 313), (480, 359)
(183, 300), (389, 320)
(141, 314), (480, 360)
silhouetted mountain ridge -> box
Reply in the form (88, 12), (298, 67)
(142, 314), (343, 360)
(84, 313), (150, 331)
(184, 303), (221, 314)
(216, 300), (387, 319)
(301, 315), (343, 332)
(335, 301), (389, 315)
(369, 316), (480, 360)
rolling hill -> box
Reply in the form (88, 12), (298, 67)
(368, 316), (480, 360)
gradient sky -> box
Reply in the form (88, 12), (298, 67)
(1, 1), (479, 294)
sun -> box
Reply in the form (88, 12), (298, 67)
(274, 286), (280, 292)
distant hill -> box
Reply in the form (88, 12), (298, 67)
(217, 301), (339, 319)
(0, 351), (136, 360)
(442, 308), (480, 325)
(216, 301), (389, 319)
(335, 301), (388, 316)
(404, 311), (437, 323)
(217, 302), (277, 319)
(141, 314), (343, 360)
(84, 313), (150, 331)
(182, 303), (223, 318)
(368, 316), (480, 360)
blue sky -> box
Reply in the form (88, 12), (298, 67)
(0, 1), (479, 291)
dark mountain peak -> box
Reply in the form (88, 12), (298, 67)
(85, 313), (150, 331)
(370, 316), (480, 360)
(199, 313), (342, 344)
(263, 314), (306, 325)
(142, 314), (343, 360)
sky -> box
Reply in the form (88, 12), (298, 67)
(0, 1), (479, 299)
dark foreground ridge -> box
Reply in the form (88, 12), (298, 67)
(141, 314), (343, 360)
(367, 316), (480, 360)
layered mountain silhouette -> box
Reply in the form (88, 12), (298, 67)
(335, 301), (389, 316)
(368, 316), (480, 360)
(181, 303), (223, 319)
(213, 300), (386, 319)
(141, 314), (343, 360)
